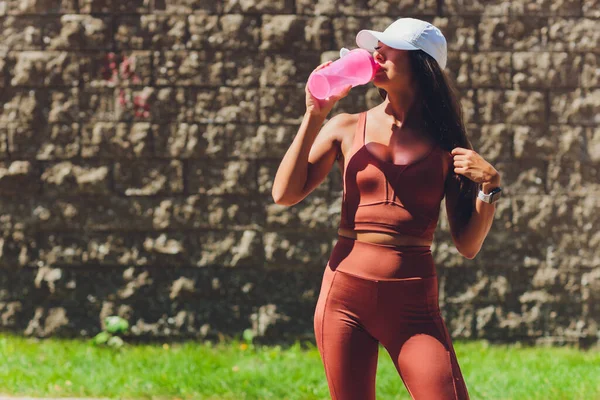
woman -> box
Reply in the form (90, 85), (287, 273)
(272, 18), (502, 400)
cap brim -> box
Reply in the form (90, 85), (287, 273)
(356, 29), (419, 52)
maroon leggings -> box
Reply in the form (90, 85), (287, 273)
(314, 236), (470, 400)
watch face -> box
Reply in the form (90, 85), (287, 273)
(490, 189), (502, 202)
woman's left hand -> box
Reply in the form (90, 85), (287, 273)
(451, 147), (501, 188)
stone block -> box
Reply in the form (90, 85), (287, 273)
(263, 231), (330, 267)
(115, 15), (186, 50)
(191, 230), (264, 267)
(297, 0), (436, 16)
(0, 230), (38, 267)
(582, 268), (600, 321)
(0, 161), (39, 195)
(114, 16), (146, 50)
(445, 52), (471, 88)
(496, 158), (546, 195)
(547, 159), (599, 196)
(469, 124), (513, 162)
(513, 52), (581, 89)
(186, 14), (218, 49)
(440, 304), (474, 338)
(79, 88), (116, 122)
(551, 89), (600, 125)
(153, 0), (220, 14)
(124, 15), (186, 50)
(153, 123), (227, 159)
(259, 86), (305, 124)
(224, 51), (263, 88)
(0, 90), (40, 124)
(0, 197), (44, 231)
(188, 14), (260, 50)
(114, 0), (151, 13)
(471, 52), (512, 88)
(478, 17), (546, 51)
(296, 0), (371, 16)
(258, 161), (280, 196)
(0, 54), (5, 88)
(38, 232), (190, 267)
(226, 123), (270, 159)
(582, 54), (600, 88)
(242, 124), (297, 159)
(0, 128), (7, 158)
(49, 89), (79, 123)
(188, 160), (257, 195)
(8, 51), (80, 87)
(546, 18), (600, 52)
(329, 168), (343, 194)
(261, 15), (332, 53)
(81, 52), (152, 88)
(78, 0), (111, 13)
(31, 196), (156, 232)
(512, 0), (581, 15)
(443, 265), (535, 305)
(8, 123), (79, 160)
(1, 0), (77, 14)
(477, 90), (546, 124)
(541, 195), (600, 269)
(223, 0), (294, 13)
(154, 51), (222, 86)
(266, 195), (340, 231)
(44, 15), (111, 50)
(443, 0), (511, 15)
(432, 17), (477, 52)
(0, 89), (77, 124)
(114, 87), (157, 122)
(151, 195), (263, 230)
(144, 88), (189, 123)
(191, 87), (259, 124)
(460, 89), (476, 125)
(583, 0), (600, 17)
(587, 127), (600, 162)
(41, 161), (110, 196)
(366, 0), (437, 15)
(81, 122), (152, 159)
(0, 16), (43, 50)
(114, 160), (183, 196)
(513, 125), (557, 160)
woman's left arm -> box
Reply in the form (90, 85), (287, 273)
(445, 147), (501, 259)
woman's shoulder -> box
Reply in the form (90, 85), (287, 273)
(322, 112), (361, 142)
(325, 112), (360, 128)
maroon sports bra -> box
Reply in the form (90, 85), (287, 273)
(339, 111), (451, 241)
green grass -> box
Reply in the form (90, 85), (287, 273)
(0, 333), (598, 399)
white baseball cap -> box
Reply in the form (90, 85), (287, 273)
(356, 18), (448, 69)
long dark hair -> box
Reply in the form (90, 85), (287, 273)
(378, 50), (477, 230)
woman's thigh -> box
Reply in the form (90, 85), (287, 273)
(314, 267), (380, 400)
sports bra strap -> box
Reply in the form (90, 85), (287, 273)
(352, 112), (366, 150)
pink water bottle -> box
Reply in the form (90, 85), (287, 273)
(307, 48), (380, 100)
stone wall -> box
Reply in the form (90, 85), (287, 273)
(0, 0), (598, 347)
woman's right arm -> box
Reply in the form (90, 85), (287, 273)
(271, 111), (353, 206)
(272, 60), (353, 206)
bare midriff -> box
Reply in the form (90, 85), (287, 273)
(337, 228), (432, 247)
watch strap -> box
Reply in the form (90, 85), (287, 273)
(478, 186), (502, 203)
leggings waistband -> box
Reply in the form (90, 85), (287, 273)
(329, 235), (435, 280)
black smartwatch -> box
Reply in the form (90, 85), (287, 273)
(477, 186), (502, 204)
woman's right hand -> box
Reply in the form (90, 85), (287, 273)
(305, 60), (352, 119)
